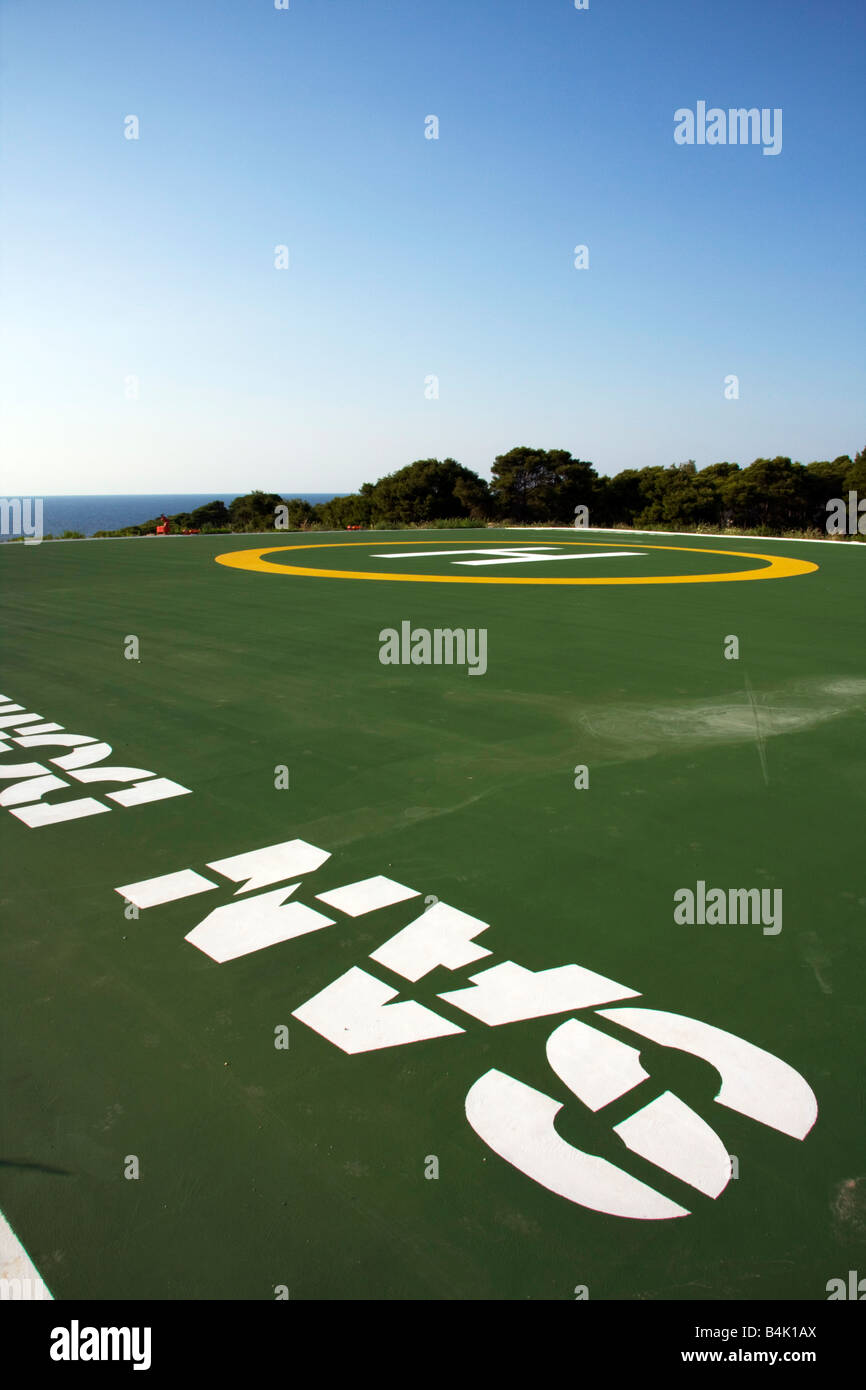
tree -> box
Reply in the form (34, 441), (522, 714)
(724, 458), (808, 531)
(228, 492), (285, 531)
(600, 469), (645, 527)
(844, 446), (866, 493)
(316, 493), (373, 529)
(190, 499), (230, 529)
(283, 499), (316, 529)
(646, 465), (721, 529)
(453, 471), (491, 520)
(489, 447), (597, 523)
(115, 443), (861, 540)
(368, 459), (489, 525)
(805, 460), (851, 529)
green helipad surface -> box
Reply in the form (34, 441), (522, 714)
(1, 529), (864, 1300)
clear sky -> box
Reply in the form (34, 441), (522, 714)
(1, 0), (863, 495)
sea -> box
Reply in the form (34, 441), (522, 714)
(32, 494), (341, 538)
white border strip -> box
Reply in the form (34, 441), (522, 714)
(0, 1209), (53, 1300)
(3, 526), (863, 547)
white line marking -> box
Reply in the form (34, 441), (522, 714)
(374, 547), (556, 559)
(106, 777), (192, 807)
(316, 875), (420, 916)
(293, 966), (463, 1053)
(546, 1017), (649, 1111)
(10, 797), (110, 827)
(373, 546), (643, 567)
(207, 839), (331, 894)
(614, 1091), (732, 1199)
(456, 550), (643, 566)
(600, 1007), (818, 1139)
(439, 960), (639, 1025)
(465, 1070), (689, 1220)
(370, 902), (492, 982)
(185, 886), (334, 963)
(116, 869), (217, 910)
(0, 1209), (52, 1300)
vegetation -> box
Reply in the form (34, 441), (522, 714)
(86, 445), (866, 540)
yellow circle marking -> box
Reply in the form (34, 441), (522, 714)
(214, 539), (818, 585)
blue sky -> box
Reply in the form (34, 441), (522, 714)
(1, 0), (864, 494)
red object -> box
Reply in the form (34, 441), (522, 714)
(156, 524), (168, 535)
